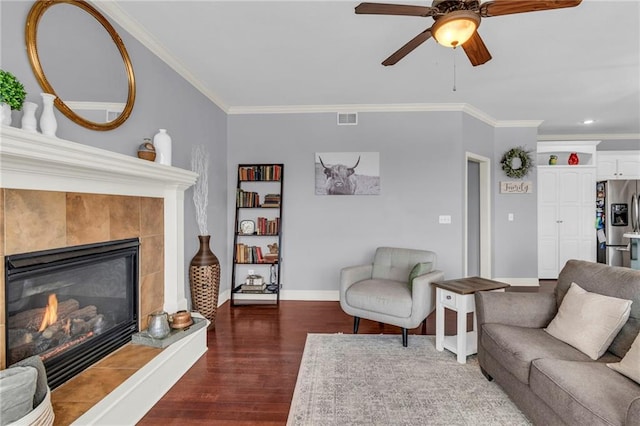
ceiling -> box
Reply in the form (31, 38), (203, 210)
(95, 0), (640, 139)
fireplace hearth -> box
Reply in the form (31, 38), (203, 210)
(5, 239), (139, 389)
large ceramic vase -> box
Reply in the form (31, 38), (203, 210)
(189, 235), (220, 328)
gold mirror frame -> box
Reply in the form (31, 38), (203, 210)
(25, 0), (136, 131)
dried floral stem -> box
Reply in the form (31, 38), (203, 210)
(191, 145), (209, 235)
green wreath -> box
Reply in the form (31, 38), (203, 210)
(500, 147), (534, 179)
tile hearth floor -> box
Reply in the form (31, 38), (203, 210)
(51, 343), (162, 425)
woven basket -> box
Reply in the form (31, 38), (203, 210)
(189, 263), (220, 326)
(189, 235), (220, 327)
(8, 387), (54, 426)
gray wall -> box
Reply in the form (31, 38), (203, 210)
(493, 127), (539, 279)
(227, 111), (539, 293)
(1, 1), (228, 306)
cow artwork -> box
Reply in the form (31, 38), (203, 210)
(315, 152), (380, 196)
(319, 156), (360, 195)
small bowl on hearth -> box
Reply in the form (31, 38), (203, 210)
(170, 310), (193, 329)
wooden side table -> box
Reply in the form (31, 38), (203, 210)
(433, 277), (510, 364)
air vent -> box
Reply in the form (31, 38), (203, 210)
(337, 112), (358, 125)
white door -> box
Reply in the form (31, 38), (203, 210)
(538, 167), (596, 278)
(538, 168), (560, 278)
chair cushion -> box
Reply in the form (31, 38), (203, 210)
(345, 279), (412, 318)
(608, 332), (640, 385)
(545, 282), (632, 360)
(481, 324), (597, 384)
(530, 359), (638, 426)
(372, 247), (436, 282)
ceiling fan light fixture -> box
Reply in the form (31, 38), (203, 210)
(432, 10), (480, 48)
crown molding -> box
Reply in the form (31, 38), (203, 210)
(228, 103), (542, 129)
(91, 0), (230, 113)
(538, 133), (640, 141)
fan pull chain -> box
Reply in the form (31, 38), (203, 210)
(452, 48), (457, 92)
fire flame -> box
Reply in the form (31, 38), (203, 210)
(38, 294), (58, 332)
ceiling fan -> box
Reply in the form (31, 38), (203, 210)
(355, 0), (582, 66)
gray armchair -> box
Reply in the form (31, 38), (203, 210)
(339, 247), (444, 347)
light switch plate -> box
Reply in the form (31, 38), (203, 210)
(439, 215), (452, 224)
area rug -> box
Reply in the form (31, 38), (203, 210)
(287, 334), (531, 426)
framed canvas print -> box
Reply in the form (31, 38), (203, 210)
(315, 152), (380, 195)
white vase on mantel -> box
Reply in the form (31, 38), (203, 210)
(1, 102), (12, 126)
(154, 129), (172, 166)
(21, 101), (38, 133)
(39, 93), (57, 137)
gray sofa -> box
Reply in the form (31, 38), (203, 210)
(475, 260), (640, 426)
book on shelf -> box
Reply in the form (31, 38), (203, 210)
(256, 217), (280, 235)
(236, 189), (260, 208)
(238, 165), (282, 182)
(263, 253), (278, 263)
(241, 282), (266, 291)
(245, 274), (264, 286)
(235, 243), (277, 264)
(261, 194), (281, 207)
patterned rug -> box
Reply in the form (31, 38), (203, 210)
(287, 334), (531, 426)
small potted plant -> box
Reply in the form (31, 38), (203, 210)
(0, 69), (27, 125)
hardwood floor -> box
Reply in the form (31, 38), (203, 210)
(139, 283), (555, 425)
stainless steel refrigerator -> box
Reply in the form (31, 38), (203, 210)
(597, 180), (640, 267)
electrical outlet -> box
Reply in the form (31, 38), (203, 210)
(439, 215), (452, 224)
(248, 269), (255, 275)
(508, 213), (514, 222)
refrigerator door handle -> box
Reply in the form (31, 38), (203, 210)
(632, 193), (639, 232)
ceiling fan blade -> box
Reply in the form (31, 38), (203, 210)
(382, 28), (432, 66)
(461, 31), (492, 66)
(355, 2), (436, 17)
(480, 0), (582, 17)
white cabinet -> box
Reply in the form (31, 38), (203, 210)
(537, 166), (597, 278)
(597, 151), (640, 180)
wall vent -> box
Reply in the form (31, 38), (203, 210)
(337, 112), (358, 125)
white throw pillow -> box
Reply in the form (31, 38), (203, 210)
(607, 332), (640, 384)
(545, 282), (632, 360)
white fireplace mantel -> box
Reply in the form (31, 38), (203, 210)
(0, 125), (198, 313)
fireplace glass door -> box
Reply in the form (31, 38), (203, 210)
(5, 238), (139, 388)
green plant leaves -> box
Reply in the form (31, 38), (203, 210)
(501, 147), (533, 179)
(0, 70), (27, 111)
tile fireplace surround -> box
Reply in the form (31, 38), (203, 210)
(0, 126), (207, 424)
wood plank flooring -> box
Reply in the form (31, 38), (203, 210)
(139, 283), (554, 425)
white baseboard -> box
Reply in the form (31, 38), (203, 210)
(72, 317), (209, 425)
(281, 290), (339, 301)
(217, 280), (540, 306)
(492, 277), (539, 287)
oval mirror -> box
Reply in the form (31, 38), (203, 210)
(26, 0), (135, 131)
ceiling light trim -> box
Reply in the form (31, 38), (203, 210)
(91, 1), (230, 113)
